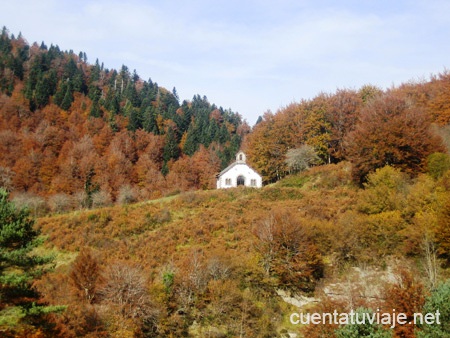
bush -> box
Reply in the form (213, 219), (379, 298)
(335, 308), (393, 337)
(11, 192), (47, 217)
(0, 166), (14, 191)
(91, 190), (112, 208)
(48, 193), (72, 213)
(74, 190), (89, 209)
(117, 185), (137, 205)
(253, 210), (324, 293)
(358, 166), (409, 214)
(285, 145), (321, 173)
(427, 152), (450, 180)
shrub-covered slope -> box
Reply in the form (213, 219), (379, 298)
(30, 162), (450, 337)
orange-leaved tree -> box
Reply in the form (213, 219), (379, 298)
(345, 92), (444, 183)
(253, 210), (324, 293)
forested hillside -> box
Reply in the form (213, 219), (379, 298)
(245, 74), (450, 184)
(2, 26), (450, 210)
(2, 26), (450, 338)
(0, 27), (246, 211)
(3, 163), (450, 337)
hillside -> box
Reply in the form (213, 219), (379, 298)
(244, 80), (450, 184)
(19, 162), (449, 337)
(0, 27), (246, 209)
(2, 25), (450, 337)
(2, 26), (450, 209)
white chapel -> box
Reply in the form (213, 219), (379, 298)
(216, 151), (263, 189)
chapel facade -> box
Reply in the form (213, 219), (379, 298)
(216, 151), (263, 189)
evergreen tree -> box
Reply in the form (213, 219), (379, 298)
(104, 89), (121, 115)
(179, 101), (193, 133)
(335, 308), (393, 337)
(172, 87), (179, 102)
(142, 105), (157, 133)
(53, 80), (68, 107)
(124, 81), (140, 107)
(0, 27), (11, 52)
(132, 69), (139, 83)
(11, 53), (26, 81)
(163, 127), (179, 163)
(90, 59), (101, 83)
(0, 188), (61, 332)
(108, 69), (117, 88)
(88, 83), (101, 102)
(127, 105), (142, 131)
(183, 124), (199, 156)
(23, 61), (41, 104)
(216, 134), (241, 168)
(60, 82), (73, 110)
(119, 64), (130, 94)
(218, 124), (230, 143)
(34, 70), (57, 108)
(89, 101), (102, 118)
(417, 280), (450, 337)
(208, 120), (219, 144)
(71, 71), (85, 93)
(140, 78), (157, 103)
(161, 161), (169, 176)
(63, 58), (78, 79)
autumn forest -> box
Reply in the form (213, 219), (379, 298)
(1, 27), (450, 337)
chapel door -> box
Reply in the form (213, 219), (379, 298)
(237, 175), (245, 186)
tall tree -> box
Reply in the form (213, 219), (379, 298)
(162, 126), (179, 164)
(327, 89), (362, 161)
(182, 123), (199, 156)
(345, 92), (444, 183)
(60, 82), (74, 110)
(0, 188), (60, 333)
(301, 95), (332, 163)
(245, 111), (289, 182)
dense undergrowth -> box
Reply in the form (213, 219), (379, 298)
(17, 161), (448, 337)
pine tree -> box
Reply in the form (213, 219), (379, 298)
(182, 124), (199, 156)
(142, 106), (157, 133)
(60, 82), (73, 110)
(124, 81), (140, 107)
(53, 80), (68, 106)
(34, 70), (57, 108)
(417, 280), (450, 337)
(0, 188), (61, 331)
(89, 101), (102, 118)
(127, 106), (142, 131)
(63, 58), (78, 79)
(163, 127), (179, 164)
(88, 83), (101, 102)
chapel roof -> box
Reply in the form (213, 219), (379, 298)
(216, 151), (261, 178)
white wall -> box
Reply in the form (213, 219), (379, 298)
(217, 163), (262, 189)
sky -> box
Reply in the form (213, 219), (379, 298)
(1, 0), (449, 125)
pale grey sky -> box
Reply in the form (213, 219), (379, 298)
(1, 0), (449, 124)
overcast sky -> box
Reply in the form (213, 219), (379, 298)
(1, 0), (449, 124)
